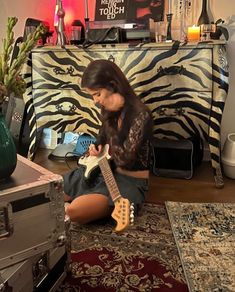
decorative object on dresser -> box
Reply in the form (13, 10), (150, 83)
(187, 25), (200, 41)
(170, 0), (194, 42)
(166, 13), (173, 42)
(22, 42), (229, 188)
(70, 20), (85, 45)
(197, 0), (210, 25)
(210, 19), (229, 41)
(54, 0), (67, 46)
(200, 23), (216, 41)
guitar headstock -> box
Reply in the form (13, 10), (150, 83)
(111, 197), (134, 233)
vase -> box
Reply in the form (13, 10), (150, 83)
(197, 0), (210, 25)
(221, 133), (235, 179)
(0, 113), (17, 180)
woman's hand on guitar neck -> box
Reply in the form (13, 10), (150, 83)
(89, 144), (103, 157)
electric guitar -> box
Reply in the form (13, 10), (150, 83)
(78, 144), (134, 232)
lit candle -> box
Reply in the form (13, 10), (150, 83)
(187, 25), (200, 41)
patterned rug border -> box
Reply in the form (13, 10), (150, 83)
(165, 201), (235, 292)
(165, 202), (192, 291)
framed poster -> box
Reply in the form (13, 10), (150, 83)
(94, 0), (165, 22)
(95, 0), (129, 21)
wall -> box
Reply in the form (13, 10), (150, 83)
(0, 0), (234, 145)
(210, 1), (235, 145)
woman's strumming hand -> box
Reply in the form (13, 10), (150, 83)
(89, 144), (103, 156)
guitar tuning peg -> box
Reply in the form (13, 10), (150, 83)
(130, 218), (134, 225)
(130, 204), (135, 210)
(130, 213), (134, 219)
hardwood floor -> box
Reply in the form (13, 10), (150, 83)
(34, 148), (235, 204)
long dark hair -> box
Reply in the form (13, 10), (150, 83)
(81, 59), (150, 143)
(81, 59), (138, 105)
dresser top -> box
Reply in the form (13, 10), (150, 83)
(33, 40), (226, 52)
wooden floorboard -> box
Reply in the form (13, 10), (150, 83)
(34, 148), (235, 204)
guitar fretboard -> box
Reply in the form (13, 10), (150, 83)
(98, 158), (122, 202)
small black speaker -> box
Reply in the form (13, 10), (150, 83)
(151, 138), (203, 179)
(86, 27), (123, 44)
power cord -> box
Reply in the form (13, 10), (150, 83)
(64, 151), (80, 170)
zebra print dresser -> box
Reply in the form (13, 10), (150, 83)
(22, 41), (229, 188)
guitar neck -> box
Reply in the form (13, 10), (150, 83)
(98, 158), (122, 202)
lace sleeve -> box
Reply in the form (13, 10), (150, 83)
(95, 124), (107, 146)
(111, 110), (151, 167)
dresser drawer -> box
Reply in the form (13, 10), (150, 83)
(32, 51), (88, 91)
(32, 47), (212, 92)
(131, 48), (213, 92)
(32, 89), (101, 135)
(142, 91), (212, 140)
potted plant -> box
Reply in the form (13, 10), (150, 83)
(0, 17), (46, 108)
(0, 17), (46, 180)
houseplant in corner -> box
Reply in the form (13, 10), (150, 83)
(0, 17), (46, 180)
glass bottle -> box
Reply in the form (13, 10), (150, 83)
(197, 0), (210, 25)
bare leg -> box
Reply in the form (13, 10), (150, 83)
(65, 193), (112, 224)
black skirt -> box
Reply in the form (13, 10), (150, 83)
(63, 166), (149, 212)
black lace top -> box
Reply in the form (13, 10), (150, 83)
(96, 107), (153, 171)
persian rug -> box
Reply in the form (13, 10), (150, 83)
(166, 201), (235, 292)
(57, 203), (189, 291)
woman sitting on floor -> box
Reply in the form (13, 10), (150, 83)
(63, 59), (153, 224)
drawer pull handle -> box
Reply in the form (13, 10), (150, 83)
(157, 107), (185, 117)
(53, 66), (79, 77)
(157, 65), (186, 76)
(108, 55), (115, 62)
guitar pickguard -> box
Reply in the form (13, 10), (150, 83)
(78, 144), (111, 179)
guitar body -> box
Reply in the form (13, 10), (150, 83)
(78, 144), (111, 179)
(78, 144), (134, 232)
